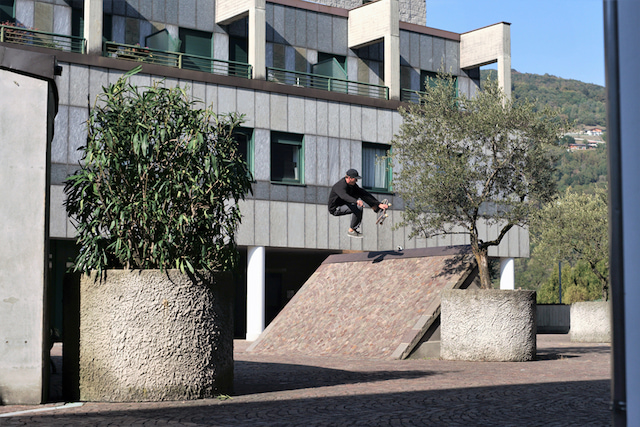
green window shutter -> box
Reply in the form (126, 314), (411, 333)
(315, 53), (347, 77)
(179, 28), (213, 72)
(0, 0), (15, 22)
(271, 132), (304, 184)
(362, 142), (391, 192)
(229, 36), (248, 63)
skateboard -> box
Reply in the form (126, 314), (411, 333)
(375, 199), (391, 225)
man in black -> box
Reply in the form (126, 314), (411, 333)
(328, 169), (389, 238)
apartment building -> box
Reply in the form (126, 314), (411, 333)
(1, 0), (517, 341)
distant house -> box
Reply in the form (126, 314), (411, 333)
(586, 128), (604, 136)
(568, 143), (588, 151)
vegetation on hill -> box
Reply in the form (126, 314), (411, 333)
(554, 144), (607, 193)
(478, 70), (609, 302)
(481, 69), (606, 128)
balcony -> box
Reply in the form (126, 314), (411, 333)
(266, 67), (389, 100)
(0, 24), (86, 53)
(103, 42), (253, 79)
(400, 88), (426, 104)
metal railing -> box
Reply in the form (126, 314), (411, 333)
(104, 42), (252, 79)
(401, 88), (426, 104)
(0, 24), (86, 53)
(267, 67), (389, 100)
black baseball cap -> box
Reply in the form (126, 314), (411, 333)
(346, 169), (362, 179)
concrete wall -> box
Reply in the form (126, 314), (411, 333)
(0, 68), (52, 404)
(80, 270), (234, 401)
(441, 289), (536, 362)
(306, 0), (425, 26)
(570, 301), (611, 343)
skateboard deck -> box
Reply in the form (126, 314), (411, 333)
(375, 199), (391, 225)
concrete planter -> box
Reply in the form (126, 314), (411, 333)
(80, 269), (234, 402)
(570, 301), (611, 343)
(441, 289), (536, 362)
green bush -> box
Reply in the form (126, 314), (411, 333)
(65, 68), (252, 274)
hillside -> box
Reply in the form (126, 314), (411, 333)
(481, 69), (606, 128)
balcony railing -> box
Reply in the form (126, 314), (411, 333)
(401, 88), (426, 104)
(267, 67), (389, 100)
(104, 42), (252, 79)
(0, 24), (86, 53)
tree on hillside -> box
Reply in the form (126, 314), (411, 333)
(391, 75), (564, 288)
(530, 187), (609, 300)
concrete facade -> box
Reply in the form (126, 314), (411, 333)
(0, 48), (58, 404)
(3, 0), (519, 346)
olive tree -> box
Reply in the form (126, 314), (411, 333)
(531, 187), (609, 300)
(65, 67), (252, 274)
(391, 76), (564, 288)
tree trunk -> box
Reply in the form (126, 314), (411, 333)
(472, 245), (492, 289)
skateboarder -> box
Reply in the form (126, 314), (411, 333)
(327, 169), (389, 238)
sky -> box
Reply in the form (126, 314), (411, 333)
(425, 0), (605, 86)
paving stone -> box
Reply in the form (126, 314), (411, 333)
(0, 335), (610, 425)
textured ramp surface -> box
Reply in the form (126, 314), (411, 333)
(248, 247), (477, 359)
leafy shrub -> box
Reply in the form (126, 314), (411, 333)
(65, 68), (252, 274)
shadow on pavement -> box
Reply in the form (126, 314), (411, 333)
(233, 361), (438, 395)
(8, 380), (611, 426)
(537, 344), (611, 361)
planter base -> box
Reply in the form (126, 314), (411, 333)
(570, 301), (611, 343)
(80, 270), (233, 402)
(441, 289), (536, 362)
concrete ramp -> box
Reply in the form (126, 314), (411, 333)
(247, 246), (479, 359)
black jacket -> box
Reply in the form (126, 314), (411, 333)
(327, 178), (381, 214)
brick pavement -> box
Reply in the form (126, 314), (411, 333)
(0, 334), (611, 426)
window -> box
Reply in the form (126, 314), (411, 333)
(271, 132), (304, 184)
(0, 0), (15, 22)
(103, 14), (112, 43)
(421, 70), (458, 96)
(71, 7), (83, 38)
(362, 142), (391, 192)
(314, 53), (347, 78)
(233, 127), (254, 180)
(179, 28), (213, 72)
(229, 36), (248, 63)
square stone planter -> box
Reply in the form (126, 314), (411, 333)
(570, 301), (611, 343)
(441, 289), (536, 362)
(80, 269), (234, 402)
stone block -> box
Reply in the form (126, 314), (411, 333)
(441, 289), (536, 362)
(570, 301), (611, 343)
(80, 270), (234, 401)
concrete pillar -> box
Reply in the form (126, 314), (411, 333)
(0, 54), (56, 404)
(499, 257), (515, 290)
(348, 0), (400, 100)
(460, 22), (511, 100)
(385, 32), (400, 100)
(83, 0), (103, 55)
(385, 0), (400, 100)
(497, 23), (511, 101)
(249, 0), (266, 80)
(604, 1), (640, 423)
(246, 246), (266, 341)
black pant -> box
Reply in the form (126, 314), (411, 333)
(331, 202), (363, 230)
